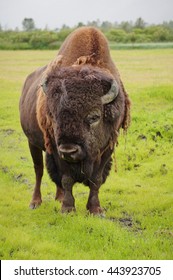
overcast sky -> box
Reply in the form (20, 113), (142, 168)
(0, 0), (173, 30)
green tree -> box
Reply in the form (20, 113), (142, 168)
(22, 18), (36, 31)
(77, 22), (85, 28)
(134, 17), (146, 29)
(120, 21), (133, 32)
(100, 21), (113, 31)
(61, 24), (70, 30)
(87, 20), (100, 27)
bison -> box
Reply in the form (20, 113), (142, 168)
(19, 27), (130, 214)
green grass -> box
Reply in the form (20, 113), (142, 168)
(109, 42), (173, 49)
(0, 49), (173, 260)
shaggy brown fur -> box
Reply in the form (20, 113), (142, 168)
(19, 27), (130, 214)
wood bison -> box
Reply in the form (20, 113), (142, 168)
(19, 27), (130, 214)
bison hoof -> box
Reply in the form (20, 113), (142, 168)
(29, 199), (42, 209)
(88, 206), (104, 216)
(61, 205), (76, 213)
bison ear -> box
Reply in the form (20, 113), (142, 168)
(41, 78), (48, 95)
(102, 78), (130, 131)
(40, 55), (63, 95)
(36, 90), (54, 154)
(120, 80), (131, 131)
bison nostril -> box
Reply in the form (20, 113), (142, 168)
(58, 144), (83, 162)
(58, 145), (78, 155)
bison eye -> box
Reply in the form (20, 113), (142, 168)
(86, 111), (101, 125)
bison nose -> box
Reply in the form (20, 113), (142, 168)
(58, 143), (84, 162)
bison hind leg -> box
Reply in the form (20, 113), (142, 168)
(28, 142), (43, 209)
(45, 153), (64, 202)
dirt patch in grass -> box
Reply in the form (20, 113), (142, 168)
(0, 164), (31, 187)
(0, 129), (15, 136)
(109, 214), (143, 233)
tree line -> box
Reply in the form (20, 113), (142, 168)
(0, 18), (173, 50)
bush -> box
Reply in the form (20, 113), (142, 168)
(106, 29), (127, 42)
(0, 24), (173, 50)
(153, 27), (172, 41)
(29, 31), (58, 49)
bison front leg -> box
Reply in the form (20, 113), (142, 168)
(55, 186), (64, 203)
(86, 151), (112, 215)
(45, 153), (64, 202)
(61, 175), (75, 213)
(86, 178), (103, 215)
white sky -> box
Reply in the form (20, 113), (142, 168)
(0, 0), (173, 30)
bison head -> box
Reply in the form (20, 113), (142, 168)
(40, 65), (125, 178)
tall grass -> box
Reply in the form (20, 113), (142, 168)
(0, 49), (173, 260)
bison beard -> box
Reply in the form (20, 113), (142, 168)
(19, 27), (130, 215)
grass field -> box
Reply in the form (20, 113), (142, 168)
(0, 49), (173, 260)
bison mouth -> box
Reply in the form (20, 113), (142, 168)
(58, 143), (86, 163)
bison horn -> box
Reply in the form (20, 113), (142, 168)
(101, 80), (119, 105)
